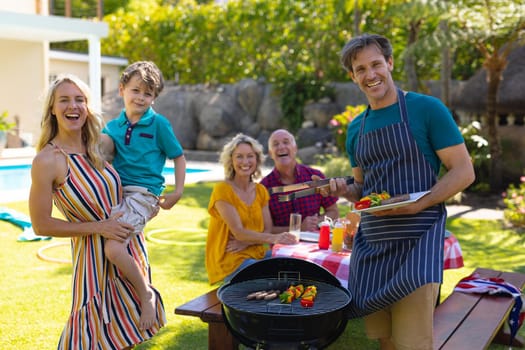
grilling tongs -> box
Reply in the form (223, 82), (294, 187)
(270, 176), (354, 202)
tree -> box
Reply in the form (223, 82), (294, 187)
(353, 0), (446, 90)
(439, 20), (452, 107)
(449, 0), (525, 190)
(383, 0), (439, 91)
(49, 0), (130, 18)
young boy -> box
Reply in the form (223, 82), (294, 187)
(102, 61), (186, 330)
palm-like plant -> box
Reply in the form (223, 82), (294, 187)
(0, 111), (15, 132)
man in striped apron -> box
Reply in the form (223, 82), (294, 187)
(328, 34), (475, 349)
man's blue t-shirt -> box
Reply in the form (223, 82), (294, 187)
(345, 92), (464, 174)
(103, 107), (184, 196)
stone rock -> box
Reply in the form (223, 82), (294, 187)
(329, 82), (368, 109)
(256, 129), (272, 153)
(242, 121), (261, 138)
(155, 86), (199, 149)
(101, 91), (124, 121)
(303, 101), (342, 128)
(196, 130), (231, 151)
(237, 78), (264, 119)
(297, 145), (323, 165)
(101, 80), (365, 154)
(257, 84), (283, 130)
(199, 104), (235, 137)
(198, 86), (243, 137)
(296, 127), (334, 148)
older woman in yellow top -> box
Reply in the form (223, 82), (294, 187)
(206, 133), (299, 285)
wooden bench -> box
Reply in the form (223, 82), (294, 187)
(176, 268), (525, 350)
(174, 288), (238, 350)
(434, 267), (525, 349)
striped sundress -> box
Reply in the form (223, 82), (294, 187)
(52, 149), (166, 350)
(347, 88), (447, 318)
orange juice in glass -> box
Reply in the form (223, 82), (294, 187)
(343, 212), (360, 250)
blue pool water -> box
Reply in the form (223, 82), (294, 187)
(0, 164), (209, 192)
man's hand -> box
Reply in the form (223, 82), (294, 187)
(311, 174), (335, 198)
(302, 214), (320, 232)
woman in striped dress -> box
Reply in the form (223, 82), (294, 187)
(29, 74), (166, 349)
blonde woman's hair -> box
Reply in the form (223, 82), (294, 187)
(219, 133), (265, 181)
(37, 73), (106, 170)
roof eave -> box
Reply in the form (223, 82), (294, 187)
(0, 10), (108, 43)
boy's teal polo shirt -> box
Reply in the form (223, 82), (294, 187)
(103, 107), (184, 196)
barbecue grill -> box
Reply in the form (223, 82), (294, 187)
(217, 257), (352, 349)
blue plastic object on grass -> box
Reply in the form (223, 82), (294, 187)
(0, 206), (51, 241)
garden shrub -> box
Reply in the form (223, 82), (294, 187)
(277, 75), (336, 133)
(329, 104), (366, 154)
(503, 176), (525, 229)
(317, 155), (352, 179)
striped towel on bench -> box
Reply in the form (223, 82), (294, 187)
(454, 273), (525, 346)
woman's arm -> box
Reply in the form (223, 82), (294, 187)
(29, 148), (134, 240)
(214, 200), (296, 245)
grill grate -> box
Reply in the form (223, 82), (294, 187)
(219, 278), (350, 316)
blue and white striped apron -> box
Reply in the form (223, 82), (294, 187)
(347, 88), (447, 318)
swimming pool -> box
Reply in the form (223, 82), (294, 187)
(1, 164), (32, 193)
(0, 163), (210, 192)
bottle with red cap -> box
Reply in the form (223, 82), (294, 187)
(318, 218), (331, 250)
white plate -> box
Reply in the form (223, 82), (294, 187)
(300, 231), (332, 243)
(352, 191), (431, 213)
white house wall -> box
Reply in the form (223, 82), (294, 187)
(49, 57), (124, 97)
(0, 1), (111, 148)
(0, 0), (35, 14)
(0, 39), (46, 145)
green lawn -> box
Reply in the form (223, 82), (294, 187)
(0, 183), (524, 349)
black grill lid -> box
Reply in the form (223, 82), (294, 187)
(229, 257), (342, 287)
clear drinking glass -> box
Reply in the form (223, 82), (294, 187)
(289, 213), (302, 240)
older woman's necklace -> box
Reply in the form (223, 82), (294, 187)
(52, 141), (86, 154)
(230, 181), (256, 204)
